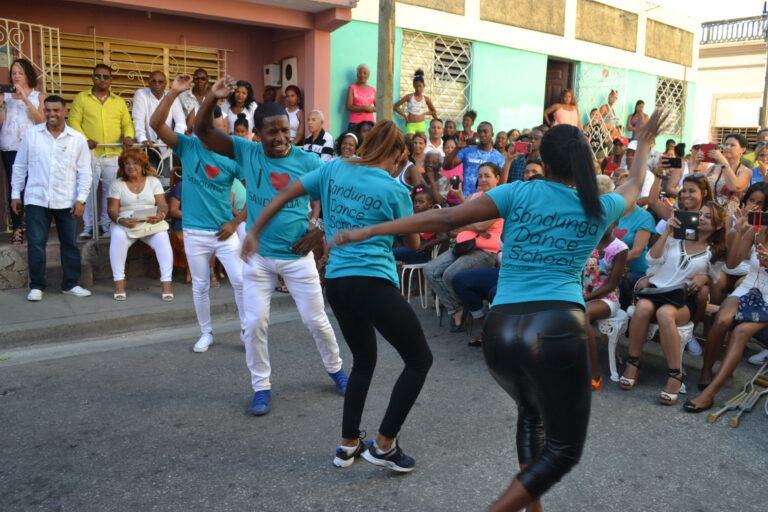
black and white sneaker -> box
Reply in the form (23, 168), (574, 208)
(333, 437), (371, 468)
(362, 440), (416, 473)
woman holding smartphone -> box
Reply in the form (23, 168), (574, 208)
(335, 111), (668, 511)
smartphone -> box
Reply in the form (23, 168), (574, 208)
(700, 143), (718, 163)
(662, 156), (682, 168)
(673, 210), (699, 241)
(450, 175), (461, 189)
(514, 141), (532, 154)
(748, 211), (768, 226)
(0, 84), (15, 93)
(465, 137), (480, 146)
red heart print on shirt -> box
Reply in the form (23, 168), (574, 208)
(270, 172), (290, 191)
(204, 165), (220, 180)
(614, 228), (628, 239)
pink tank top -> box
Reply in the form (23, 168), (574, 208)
(552, 107), (579, 127)
(349, 83), (376, 124)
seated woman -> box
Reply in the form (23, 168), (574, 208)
(620, 202), (725, 405)
(423, 162), (503, 332)
(583, 223), (628, 390)
(107, 148), (173, 301)
(422, 150), (449, 206)
(334, 131), (360, 160)
(393, 186), (445, 265)
(685, 209), (768, 412)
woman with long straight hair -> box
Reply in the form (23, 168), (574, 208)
(336, 111), (669, 510)
(241, 120), (433, 473)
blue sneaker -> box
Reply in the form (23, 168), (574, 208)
(328, 369), (348, 396)
(249, 390), (271, 416)
(333, 437), (372, 468)
(362, 440), (416, 473)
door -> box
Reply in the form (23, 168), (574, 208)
(545, 59), (573, 108)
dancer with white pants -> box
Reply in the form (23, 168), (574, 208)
(195, 77), (347, 417)
(150, 74), (246, 352)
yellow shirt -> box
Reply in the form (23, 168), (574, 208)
(68, 89), (135, 157)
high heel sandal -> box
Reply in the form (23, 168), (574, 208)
(11, 229), (23, 245)
(619, 356), (641, 390)
(659, 368), (684, 406)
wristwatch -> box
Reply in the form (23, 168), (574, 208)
(78, 200), (86, 206)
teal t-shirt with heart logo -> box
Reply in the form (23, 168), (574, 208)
(232, 136), (323, 260)
(173, 133), (239, 232)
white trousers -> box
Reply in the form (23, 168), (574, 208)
(109, 223), (173, 282)
(84, 156), (119, 231)
(183, 228), (244, 335)
(243, 252), (342, 392)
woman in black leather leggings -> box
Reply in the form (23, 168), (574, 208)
(336, 110), (667, 510)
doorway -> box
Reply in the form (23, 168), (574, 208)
(544, 58), (574, 108)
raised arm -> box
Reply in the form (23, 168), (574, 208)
(150, 74), (193, 150)
(336, 194), (500, 246)
(443, 144), (461, 170)
(615, 109), (669, 215)
(646, 173), (673, 220)
(194, 77), (236, 157)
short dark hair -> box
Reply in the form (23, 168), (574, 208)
(44, 95), (66, 107)
(193, 68), (207, 75)
(477, 121), (493, 132)
(724, 133), (748, 148)
(10, 58), (37, 89)
(430, 118), (443, 127)
(254, 102), (288, 131)
(464, 110), (477, 121)
(93, 63), (111, 73)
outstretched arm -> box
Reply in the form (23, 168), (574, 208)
(194, 77), (236, 157)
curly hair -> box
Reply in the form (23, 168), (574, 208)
(9, 58), (38, 89)
(117, 148), (158, 180)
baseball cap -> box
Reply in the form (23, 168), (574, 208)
(691, 138), (707, 147)
(613, 136), (629, 147)
(627, 140), (638, 150)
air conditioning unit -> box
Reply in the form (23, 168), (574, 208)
(281, 57), (298, 92)
(263, 64), (281, 87)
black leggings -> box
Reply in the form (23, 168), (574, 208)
(325, 276), (433, 439)
(482, 301), (590, 500)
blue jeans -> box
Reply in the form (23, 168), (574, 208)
(452, 267), (500, 317)
(25, 205), (81, 291)
(393, 247), (429, 264)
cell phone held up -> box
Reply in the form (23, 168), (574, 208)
(673, 210), (699, 241)
(0, 84), (16, 94)
(514, 141), (532, 154)
(747, 211), (768, 227)
(662, 156), (682, 168)
(465, 136), (480, 146)
(450, 175), (461, 190)
(700, 143), (718, 163)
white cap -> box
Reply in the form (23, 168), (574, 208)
(691, 138), (707, 146)
(627, 140), (638, 150)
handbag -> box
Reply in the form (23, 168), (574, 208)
(452, 237), (476, 257)
(634, 284), (688, 309)
(735, 287), (768, 323)
(125, 220), (169, 239)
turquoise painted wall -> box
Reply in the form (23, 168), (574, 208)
(683, 81), (698, 143)
(328, 21), (403, 138)
(469, 42), (548, 133)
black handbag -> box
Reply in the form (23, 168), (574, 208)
(634, 284), (688, 309)
(452, 234), (480, 257)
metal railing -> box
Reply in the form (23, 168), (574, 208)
(88, 143), (170, 242)
(701, 15), (768, 45)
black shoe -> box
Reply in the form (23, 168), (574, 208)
(683, 400), (713, 413)
(449, 316), (464, 333)
(362, 440), (416, 473)
(79, 230), (93, 239)
(333, 435), (371, 468)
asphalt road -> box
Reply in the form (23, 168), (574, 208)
(2, 305), (767, 511)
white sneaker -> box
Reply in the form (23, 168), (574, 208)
(63, 286), (92, 298)
(686, 337), (703, 356)
(193, 333), (214, 353)
(27, 289), (43, 301)
(748, 349), (768, 365)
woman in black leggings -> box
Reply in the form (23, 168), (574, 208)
(242, 120), (432, 472)
(337, 111), (668, 510)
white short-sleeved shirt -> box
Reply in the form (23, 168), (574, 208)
(108, 175), (164, 218)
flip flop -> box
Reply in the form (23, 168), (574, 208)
(114, 293), (127, 301)
(162, 293), (174, 302)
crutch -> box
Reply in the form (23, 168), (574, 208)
(708, 361), (768, 423)
(728, 386), (768, 427)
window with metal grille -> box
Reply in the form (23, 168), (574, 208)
(655, 76), (685, 137)
(400, 30), (471, 124)
(710, 126), (760, 148)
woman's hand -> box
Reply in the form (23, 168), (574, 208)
(211, 76), (236, 99)
(665, 214), (681, 234)
(333, 226), (373, 247)
(172, 74), (193, 93)
(687, 274), (709, 296)
(634, 109), (670, 144)
(448, 185), (464, 202)
(709, 149), (728, 165)
(240, 231), (260, 262)
(145, 212), (166, 224)
(119, 217), (139, 228)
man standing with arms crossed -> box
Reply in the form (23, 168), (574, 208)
(11, 95), (92, 301)
(195, 77), (347, 416)
(69, 63), (135, 238)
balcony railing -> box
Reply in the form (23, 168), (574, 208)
(701, 15), (768, 44)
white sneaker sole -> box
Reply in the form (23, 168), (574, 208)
(748, 350), (768, 365)
(192, 341), (213, 353)
(332, 455), (356, 468)
(362, 449), (414, 473)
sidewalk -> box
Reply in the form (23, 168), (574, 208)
(0, 276), (295, 350)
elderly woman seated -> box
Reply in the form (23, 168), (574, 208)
(107, 148), (173, 301)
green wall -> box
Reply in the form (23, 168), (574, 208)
(469, 42), (548, 133)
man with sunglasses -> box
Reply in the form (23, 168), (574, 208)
(69, 63), (135, 238)
(178, 68), (210, 119)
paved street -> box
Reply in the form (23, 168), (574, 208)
(2, 302), (768, 512)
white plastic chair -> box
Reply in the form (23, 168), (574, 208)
(400, 245), (440, 309)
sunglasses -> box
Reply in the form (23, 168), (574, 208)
(691, 145), (701, 150)
(193, 76), (208, 81)
(93, 73), (111, 80)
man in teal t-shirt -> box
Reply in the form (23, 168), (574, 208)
(150, 75), (246, 355)
(195, 80), (346, 417)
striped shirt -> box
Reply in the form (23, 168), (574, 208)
(303, 129), (334, 162)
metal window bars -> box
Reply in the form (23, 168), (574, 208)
(655, 76), (685, 137)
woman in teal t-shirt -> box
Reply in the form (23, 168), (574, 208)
(241, 120), (432, 474)
(335, 111), (669, 510)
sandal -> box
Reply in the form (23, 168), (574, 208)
(619, 356), (641, 390)
(682, 398), (713, 413)
(11, 229), (23, 245)
(162, 293), (174, 302)
(659, 368), (684, 406)
(592, 376), (603, 391)
(113, 292), (127, 301)
(275, 284), (289, 293)
(468, 336), (482, 347)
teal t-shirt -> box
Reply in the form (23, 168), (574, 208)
(231, 180), (246, 211)
(486, 181), (626, 307)
(173, 133), (238, 232)
(615, 206), (656, 273)
(300, 158), (414, 286)
(232, 136), (322, 260)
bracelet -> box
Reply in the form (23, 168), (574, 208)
(309, 217), (319, 227)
